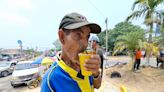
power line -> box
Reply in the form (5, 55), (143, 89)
(86, 0), (109, 52)
(87, 0), (108, 31)
(87, 0), (106, 18)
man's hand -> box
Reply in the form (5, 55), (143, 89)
(84, 54), (102, 88)
(84, 54), (101, 77)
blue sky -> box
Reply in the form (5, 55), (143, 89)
(0, 0), (144, 51)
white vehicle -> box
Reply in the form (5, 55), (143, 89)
(0, 61), (16, 77)
(10, 61), (40, 88)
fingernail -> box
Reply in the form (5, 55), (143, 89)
(85, 68), (88, 71)
(85, 60), (88, 63)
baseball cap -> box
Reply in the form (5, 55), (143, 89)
(89, 35), (100, 43)
(59, 12), (101, 33)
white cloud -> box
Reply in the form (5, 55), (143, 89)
(7, 0), (33, 11)
(0, 11), (30, 26)
(0, 0), (33, 26)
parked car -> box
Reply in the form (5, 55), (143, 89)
(0, 61), (16, 77)
(1, 56), (12, 61)
(10, 61), (40, 88)
(0, 58), (4, 61)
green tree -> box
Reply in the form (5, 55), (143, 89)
(53, 39), (62, 51)
(113, 30), (144, 70)
(97, 30), (107, 48)
(142, 42), (159, 65)
(98, 22), (144, 51)
(126, 0), (164, 42)
(157, 26), (164, 47)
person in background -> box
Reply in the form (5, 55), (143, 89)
(89, 35), (104, 77)
(133, 48), (142, 71)
(41, 12), (102, 92)
(157, 48), (164, 68)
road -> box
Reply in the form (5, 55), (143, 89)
(104, 56), (158, 67)
(0, 75), (32, 92)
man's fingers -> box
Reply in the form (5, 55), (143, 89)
(85, 67), (99, 73)
(84, 63), (99, 69)
(85, 59), (99, 64)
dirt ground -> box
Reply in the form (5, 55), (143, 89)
(104, 64), (164, 92)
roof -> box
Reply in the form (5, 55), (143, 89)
(1, 49), (21, 55)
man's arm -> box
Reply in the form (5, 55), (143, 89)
(97, 48), (104, 77)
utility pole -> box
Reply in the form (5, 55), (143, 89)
(17, 40), (23, 58)
(105, 17), (108, 53)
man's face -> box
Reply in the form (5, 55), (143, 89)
(92, 40), (97, 50)
(62, 26), (91, 63)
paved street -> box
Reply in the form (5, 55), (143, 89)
(0, 75), (31, 92)
(0, 75), (40, 92)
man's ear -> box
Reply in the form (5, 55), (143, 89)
(58, 29), (65, 44)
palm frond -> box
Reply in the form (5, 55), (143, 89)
(132, 0), (141, 10)
(126, 10), (147, 21)
(113, 31), (144, 56)
(113, 42), (127, 55)
(143, 41), (159, 56)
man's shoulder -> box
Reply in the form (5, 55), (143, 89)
(97, 48), (104, 54)
(43, 62), (59, 77)
(41, 62), (60, 92)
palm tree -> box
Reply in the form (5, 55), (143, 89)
(162, 12), (164, 27)
(126, 0), (164, 43)
(113, 31), (144, 70)
(142, 42), (159, 65)
(157, 25), (164, 47)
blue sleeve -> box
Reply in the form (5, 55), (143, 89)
(41, 62), (57, 92)
(41, 73), (52, 92)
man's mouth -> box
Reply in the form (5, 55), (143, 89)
(79, 48), (86, 53)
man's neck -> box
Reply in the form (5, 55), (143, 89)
(61, 53), (80, 72)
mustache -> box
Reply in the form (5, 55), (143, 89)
(78, 41), (87, 53)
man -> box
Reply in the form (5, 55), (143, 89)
(157, 48), (164, 68)
(89, 35), (104, 77)
(41, 12), (102, 92)
(133, 48), (142, 71)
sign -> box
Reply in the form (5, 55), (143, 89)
(17, 40), (22, 45)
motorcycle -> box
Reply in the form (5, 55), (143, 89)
(27, 74), (41, 89)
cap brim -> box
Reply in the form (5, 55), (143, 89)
(64, 22), (101, 33)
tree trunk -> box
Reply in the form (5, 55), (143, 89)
(131, 57), (135, 71)
(162, 19), (164, 28)
(127, 51), (135, 71)
(146, 54), (150, 66)
(148, 24), (153, 43)
(146, 24), (153, 66)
